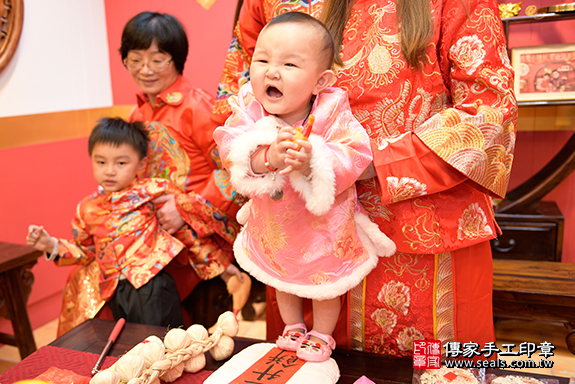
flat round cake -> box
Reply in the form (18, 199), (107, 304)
(491, 376), (544, 384)
(418, 367), (478, 384)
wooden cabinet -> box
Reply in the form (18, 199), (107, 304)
(491, 201), (564, 261)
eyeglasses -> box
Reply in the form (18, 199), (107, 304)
(123, 57), (173, 73)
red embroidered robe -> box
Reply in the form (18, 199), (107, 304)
(55, 179), (184, 301)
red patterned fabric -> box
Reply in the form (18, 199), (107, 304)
(0, 346), (213, 384)
(34, 367), (90, 384)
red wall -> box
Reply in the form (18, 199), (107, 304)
(0, 138), (95, 334)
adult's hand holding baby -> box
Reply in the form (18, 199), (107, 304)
(26, 225), (57, 253)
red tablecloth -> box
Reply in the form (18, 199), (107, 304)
(0, 345), (213, 384)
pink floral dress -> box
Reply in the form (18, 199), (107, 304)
(214, 83), (395, 300)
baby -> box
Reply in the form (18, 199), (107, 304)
(214, 12), (396, 362)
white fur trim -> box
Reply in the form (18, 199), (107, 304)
(354, 213), (396, 257)
(233, 215), (392, 300)
(228, 116), (285, 197)
(289, 134), (336, 216)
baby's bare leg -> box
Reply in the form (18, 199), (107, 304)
(276, 289), (304, 329)
(310, 297), (341, 344)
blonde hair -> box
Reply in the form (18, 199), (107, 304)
(320, 0), (434, 68)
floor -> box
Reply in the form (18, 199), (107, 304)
(1, 311), (574, 380)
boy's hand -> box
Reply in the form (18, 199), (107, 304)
(27, 225), (56, 252)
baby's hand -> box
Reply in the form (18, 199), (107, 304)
(282, 139), (312, 175)
(27, 225), (56, 252)
(267, 126), (299, 171)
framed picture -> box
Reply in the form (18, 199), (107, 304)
(512, 43), (575, 102)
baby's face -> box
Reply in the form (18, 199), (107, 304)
(250, 22), (328, 125)
(91, 142), (145, 194)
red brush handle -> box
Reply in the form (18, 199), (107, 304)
(109, 318), (125, 342)
(92, 318), (125, 375)
(301, 115), (315, 138)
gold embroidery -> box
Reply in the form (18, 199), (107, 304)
(449, 35), (486, 75)
(416, 104), (515, 197)
(387, 176), (428, 203)
(349, 280), (365, 351)
(338, 4), (405, 97)
(368, 44), (393, 74)
(435, 252), (455, 344)
(255, 204), (288, 275)
(402, 200), (443, 251)
(396, 326), (424, 352)
(470, 7), (505, 44)
(358, 179), (393, 222)
(367, 307), (398, 355)
(457, 202), (494, 241)
(309, 271), (330, 285)
(371, 308), (397, 335)
(382, 252), (430, 292)
(377, 280), (410, 316)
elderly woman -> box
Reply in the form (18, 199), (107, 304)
(56, 12), (248, 335)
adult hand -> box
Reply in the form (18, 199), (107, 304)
(221, 263), (244, 282)
(153, 194), (186, 234)
(358, 162), (376, 180)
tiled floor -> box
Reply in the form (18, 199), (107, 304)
(1, 312), (574, 380)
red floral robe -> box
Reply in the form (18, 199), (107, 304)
(213, 0), (517, 356)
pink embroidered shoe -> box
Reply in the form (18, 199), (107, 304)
(296, 330), (336, 362)
(276, 323), (307, 352)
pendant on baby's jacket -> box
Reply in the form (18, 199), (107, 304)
(270, 189), (283, 201)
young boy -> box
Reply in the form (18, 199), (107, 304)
(214, 12), (395, 362)
(27, 118), (222, 327)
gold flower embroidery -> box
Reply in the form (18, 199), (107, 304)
(357, 179), (393, 222)
(368, 44), (393, 74)
(396, 326), (424, 352)
(402, 200), (443, 251)
(382, 252), (431, 291)
(387, 176), (427, 203)
(334, 235), (367, 263)
(370, 308), (397, 335)
(310, 271), (330, 285)
(449, 35), (486, 75)
(378, 280), (411, 316)
(457, 202), (493, 241)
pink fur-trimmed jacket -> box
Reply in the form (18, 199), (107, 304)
(214, 83), (395, 300)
